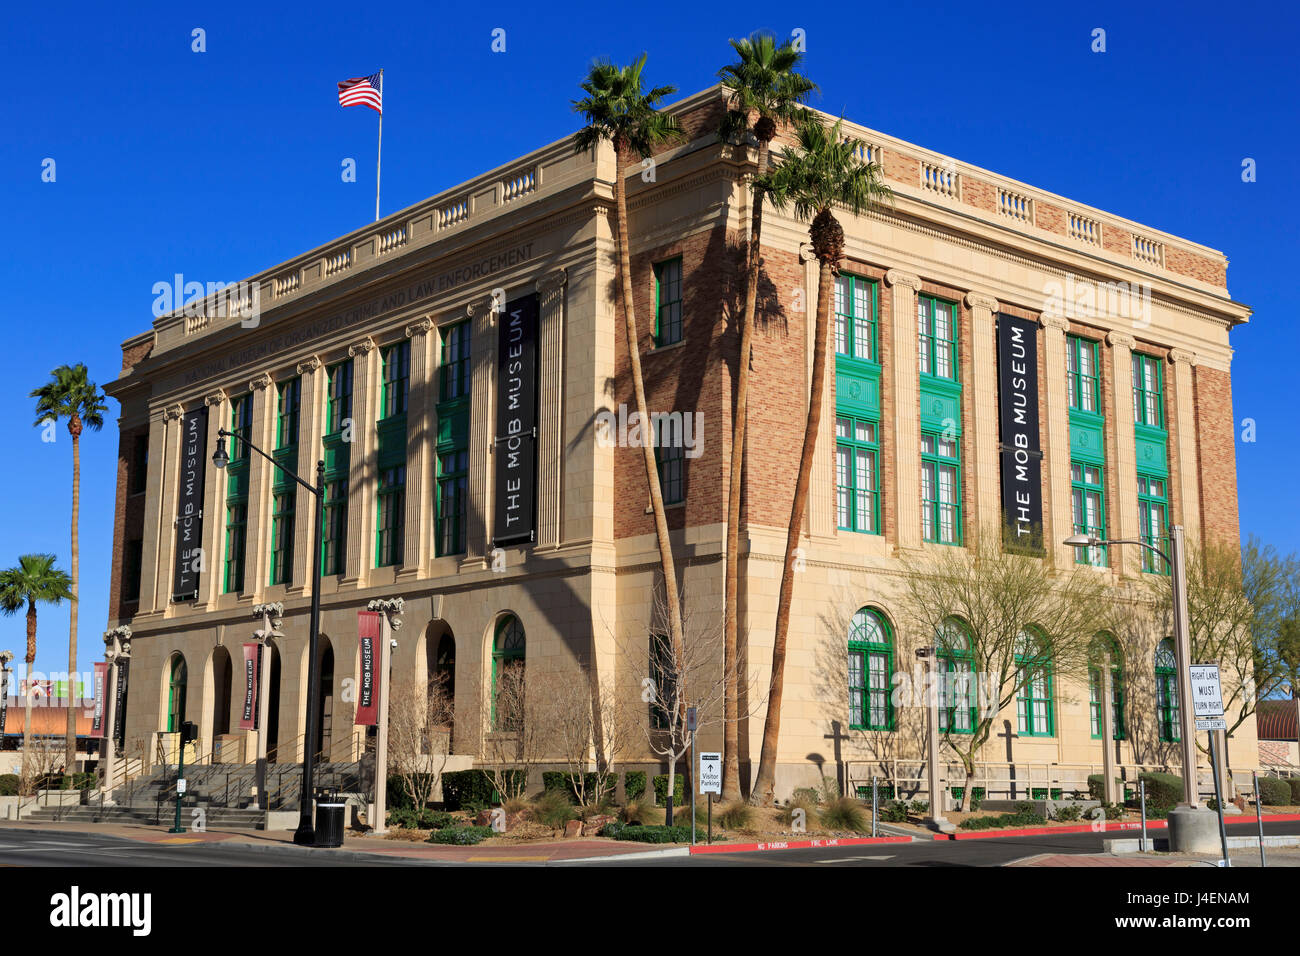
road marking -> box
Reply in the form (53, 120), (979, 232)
(156, 838), (203, 845)
(815, 854), (895, 863)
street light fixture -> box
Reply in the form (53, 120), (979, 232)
(213, 427), (326, 846)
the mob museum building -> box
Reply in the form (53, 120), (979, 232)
(100, 85), (1255, 806)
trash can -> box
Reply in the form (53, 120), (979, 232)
(314, 788), (345, 848)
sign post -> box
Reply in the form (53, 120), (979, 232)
(1190, 664), (1229, 865)
(699, 750), (721, 846)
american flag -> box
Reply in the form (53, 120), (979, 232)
(337, 73), (382, 113)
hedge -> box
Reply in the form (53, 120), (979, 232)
(440, 770), (525, 810)
(425, 826), (493, 845)
(387, 807), (457, 830)
(652, 774), (686, 807)
(1087, 774), (1123, 802)
(601, 822), (691, 844)
(541, 771), (617, 804)
(1259, 776), (1292, 807)
(624, 771), (647, 801)
(957, 802), (1046, 831)
(0, 774), (19, 796)
(387, 774), (444, 811)
(1135, 772), (1183, 812)
(1288, 778), (1300, 805)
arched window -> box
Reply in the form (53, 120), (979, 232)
(848, 608), (893, 730)
(1155, 639), (1180, 742)
(166, 654), (187, 733)
(936, 620), (975, 734)
(1015, 629), (1054, 737)
(492, 615), (525, 731)
(1088, 634), (1125, 740)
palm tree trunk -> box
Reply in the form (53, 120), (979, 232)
(612, 146), (686, 690)
(751, 254), (834, 806)
(723, 138), (770, 800)
(23, 603), (36, 790)
(66, 433), (80, 773)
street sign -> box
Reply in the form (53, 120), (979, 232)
(176, 779), (187, 794)
(699, 751), (722, 795)
(1196, 718), (1227, 731)
(1189, 665), (1225, 718)
(687, 707), (697, 732)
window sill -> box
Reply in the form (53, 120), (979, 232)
(645, 339), (687, 357)
(645, 500), (686, 514)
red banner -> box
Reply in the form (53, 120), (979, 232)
(90, 663), (108, 738)
(239, 642), (260, 730)
(355, 611), (382, 726)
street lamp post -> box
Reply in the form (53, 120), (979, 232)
(915, 646), (953, 833)
(214, 427), (326, 846)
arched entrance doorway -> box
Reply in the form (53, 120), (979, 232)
(210, 646), (233, 744)
(314, 639), (334, 761)
(266, 643), (282, 761)
(165, 653), (187, 733)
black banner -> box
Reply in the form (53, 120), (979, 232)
(171, 406), (208, 601)
(997, 314), (1043, 546)
(492, 292), (539, 546)
(113, 659), (129, 750)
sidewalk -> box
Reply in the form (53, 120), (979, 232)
(0, 818), (681, 863)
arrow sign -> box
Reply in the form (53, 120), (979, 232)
(699, 751), (722, 795)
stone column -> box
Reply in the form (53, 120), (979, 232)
(252, 602), (283, 806)
(536, 269), (568, 550)
(367, 597), (403, 835)
(965, 292), (1000, 538)
(136, 407), (171, 614)
(99, 626), (131, 799)
(1099, 653), (1118, 804)
(344, 337), (377, 586)
(463, 296), (496, 566)
(294, 358), (324, 593)
(1168, 349), (1201, 543)
(885, 270), (922, 550)
(154, 404), (186, 611)
(243, 373), (275, 599)
(1107, 332), (1140, 578)
(403, 320), (434, 574)
(200, 390), (228, 606)
(1040, 315), (1073, 567)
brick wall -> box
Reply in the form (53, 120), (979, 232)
(1193, 364), (1241, 546)
(108, 425), (148, 622)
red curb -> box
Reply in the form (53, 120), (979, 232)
(689, 835), (913, 855)
(944, 811), (1300, 840)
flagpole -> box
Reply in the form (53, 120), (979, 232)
(375, 69), (383, 222)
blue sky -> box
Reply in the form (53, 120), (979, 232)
(0, 0), (1295, 679)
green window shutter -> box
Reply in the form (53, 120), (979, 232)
(653, 258), (683, 347)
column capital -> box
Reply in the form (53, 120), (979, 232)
(1106, 330), (1136, 349)
(249, 372), (273, 391)
(885, 269), (921, 291)
(1040, 314), (1070, 332)
(466, 295), (496, 319)
(348, 335), (376, 357)
(405, 317), (434, 338)
(164, 403), (184, 421)
(296, 355), (322, 375)
(964, 291), (998, 313)
(204, 388), (227, 407)
(535, 267), (568, 296)
(798, 242), (817, 264)
(366, 596), (405, 630)
(1168, 347), (1198, 367)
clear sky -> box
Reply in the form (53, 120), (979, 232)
(0, 0), (1295, 681)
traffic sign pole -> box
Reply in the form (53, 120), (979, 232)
(1209, 732), (1230, 866)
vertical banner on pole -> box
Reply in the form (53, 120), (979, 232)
(355, 611), (382, 726)
(90, 662), (108, 738)
(239, 642), (260, 730)
(112, 659), (129, 750)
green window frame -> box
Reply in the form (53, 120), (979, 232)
(439, 321), (472, 402)
(1138, 474), (1169, 574)
(1066, 335), (1100, 413)
(1070, 462), (1107, 566)
(936, 622), (976, 734)
(1155, 640), (1180, 742)
(321, 478), (348, 577)
(1015, 630), (1054, 737)
(917, 295), (958, 381)
(656, 442), (685, 505)
(921, 431), (961, 544)
(269, 491), (295, 586)
(223, 501), (247, 593)
(436, 449), (468, 556)
(223, 394), (253, 594)
(381, 340), (411, 418)
(325, 360), (353, 434)
(835, 416), (880, 534)
(1132, 354), (1164, 428)
(375, 464), (406, 567)
(834, 274), (878, 362)
(491, 615), (526, 731)
(1088, 654), (1126, 741)
(653, 258), (683, 347)
(275, 377), (301, 449)
(166, 655), (187, 734)
(848, 608), (893, 730)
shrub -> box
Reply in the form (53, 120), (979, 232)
(777, 791), (819, 826)
(1087, 774), (1123, 802)
(1052, 804), (1082, 822)
(387, 807), (457, 830)
(1259, 776), (1292, 807)
(957, 803), (1047, 830)
(426, 826), (493, 845)
(620, 792), (658, 825)
(386, 773), (445, 811)
(624, 771), (646, 802)
(610, 824), (691, 844)
(532, 789), (577, 828)
(652, 774), (686, 807)
(877, 800), (908, 823)
(717, 801), (753, 830)
(791, 786), (822, 806)
(909, 800), (929, 815)
(819, 796), (869, 833)
(541, 771), (572, 800)
(1287, 777), (1300, 805)
(600, 821), (626, 839)
(1103, 802), (1122, 820)
(440, 770), (494, 811)
(0, 774), (18, 796)
(1135, 772), (1183, 813)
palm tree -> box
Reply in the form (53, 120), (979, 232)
(0, 554), (75, 776)
(572, 56), (689, 720)
(31, 364), (106, 771)
(717, 32), (816, 800)
(750, 118), (892, 805)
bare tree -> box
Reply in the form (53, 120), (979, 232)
(388, 674), (455, 813)
(545, 668), (638, 808)
(900, 526), (1108, 810)
(480, 661), (547, 802)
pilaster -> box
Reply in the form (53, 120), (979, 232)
(403, 320), (434, 573)
(344, 337), (377, 585)
(1040, 314), (1073, 567)
(536, 268), (568, 549)
(965, 291), (1000, 538)
(886, 269), (922, 550)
